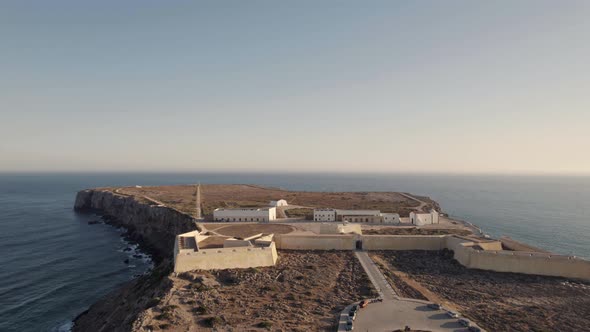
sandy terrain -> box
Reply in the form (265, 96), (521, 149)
(135, 251), (376, 331)
(115, 184), (439, 218)
(371, 250), (590, 332)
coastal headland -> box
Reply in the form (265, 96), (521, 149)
(73, 184), (590, 332)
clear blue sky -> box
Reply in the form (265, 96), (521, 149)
(1, 1), (589, 174)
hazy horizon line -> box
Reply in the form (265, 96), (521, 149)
(1, 169), (589, 177)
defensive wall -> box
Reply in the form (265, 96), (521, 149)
(274, 234), (357, 250)
(446, 236), (590, 280)
(174, 242), (278, 273)
(295, 223), (362, 235)
(467, 250), (590, 280)
(361, 235), (446, 251)
(320, 223), (362, 235)
(275, 233), (590, 280)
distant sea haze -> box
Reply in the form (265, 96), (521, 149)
(0, 172), (589, 332)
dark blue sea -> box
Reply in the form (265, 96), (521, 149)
(0, 172), (589, 332)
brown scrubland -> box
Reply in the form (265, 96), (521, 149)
(371, 250), (590, 332)
(115, 184), (439, 218)
(135, 251), (376, 331)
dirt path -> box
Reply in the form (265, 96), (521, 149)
(399, 192), (428, 211)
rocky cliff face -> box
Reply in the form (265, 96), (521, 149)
(74, 189), (196, 260)
(72, 189), (197, 332)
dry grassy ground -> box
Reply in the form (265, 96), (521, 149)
(372, 250), (590, 332)
(116, 184), (437, 218)
(135, 251), (376, 331)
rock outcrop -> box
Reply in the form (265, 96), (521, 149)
(74, 189), (196, 261)
(72, 189), (197, 332)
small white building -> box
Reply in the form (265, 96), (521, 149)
(213, 207), (277, 222)
(380, 213), (401, 223)
(314, 209), (400, 223)
(313, 209), (337, 221)
(410, 210), (440, 226)
(336, 209), (382, 222)
(269, 199), (288, 207)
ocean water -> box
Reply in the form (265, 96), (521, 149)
(0, 172), (589, 331)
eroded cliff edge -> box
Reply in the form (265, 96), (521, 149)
(72, 189), (197, 332)
(74, 189), (196, 260)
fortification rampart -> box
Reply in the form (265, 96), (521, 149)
(467, 250), (590, 279)
(275, 234), (357, 250)
(320, 223), (362, 235)
(174, 242), (278, 272)
(361, 235), (445, 250)
(274, 233), (590, 280)
(444, 236), (590, 280)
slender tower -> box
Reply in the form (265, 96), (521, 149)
(195, 182), (202, 219)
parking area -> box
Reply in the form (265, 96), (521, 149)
(341, 251), (485, 332)
(354, 299), (472, 332)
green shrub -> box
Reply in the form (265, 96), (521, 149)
(154, 312), (171, 321)
(247, 267), (260, 273)
(163, 304), (178, 311)
(146, 297), (161, 308)
(202, 316), (222, 327)
(191, 283), (210, 292)
(261, 285), (278, 292)
(257, 321), (272, 329)
(192, 305), (208, 315)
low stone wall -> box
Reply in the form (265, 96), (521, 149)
(223, 239), (252, 248)
(275, 234), (357, 250)
(174, 243), (278, 272)
(320, 223), (362, 235)
(361, 235), (445, 251)
(176, 231), (590, 280)
(476, 241), (503, 251)
(445, 236), (473, 266)
(467, 250), (590, 279)
(446, 236), (590, 280)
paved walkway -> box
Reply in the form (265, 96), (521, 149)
(355, 251), (397, 300)
(338, 251), (486, 332)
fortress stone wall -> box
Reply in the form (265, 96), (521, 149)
(445, 236), (590, 280)
(174, 242), (278, 273)
(181, 231), (589, 281)
(402, 235), (590, 280)
(445, 235), (473, 265)
(467, 250), (590, 279)
(174, 230), (590, 280)
(320, 223), (362, 235)
(274, 234), (357, 250)
(361, 235), (446, 251)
